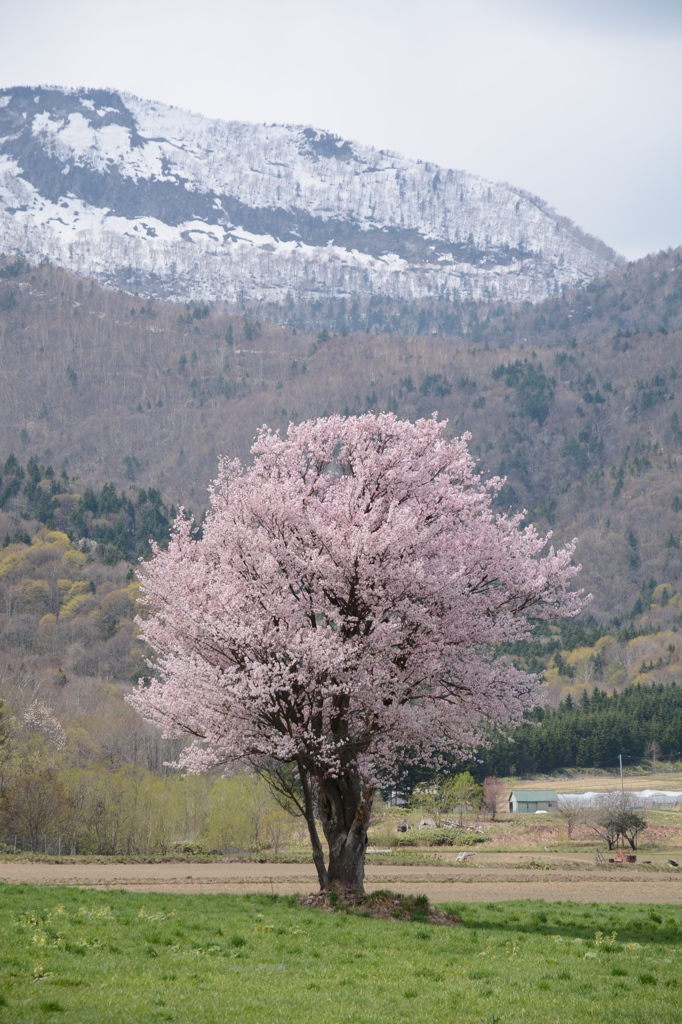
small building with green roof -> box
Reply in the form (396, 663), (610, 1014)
(508, 789), (558, 814)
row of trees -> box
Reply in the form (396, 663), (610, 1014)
(477, 682), (682, 778)
(0, 703), (294, 856)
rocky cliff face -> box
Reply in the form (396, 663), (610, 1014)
(0, 86), (621, 306)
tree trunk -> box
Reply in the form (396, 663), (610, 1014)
(317, 771), (374, 891)
(297, 761), (329, 891)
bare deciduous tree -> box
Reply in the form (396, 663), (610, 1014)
(644, 739), (661, 766)
(4, 765), (66, 851)
(480, 777), (505, 821)
(557, 796), (583, 839)
(588, 793), (648, 851)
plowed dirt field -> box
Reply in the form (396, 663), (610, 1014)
(2, 854), (680, 903)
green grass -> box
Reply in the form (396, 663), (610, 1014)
(0, 885), (680, 1023)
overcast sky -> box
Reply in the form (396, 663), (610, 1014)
(2, 0), (680, 260)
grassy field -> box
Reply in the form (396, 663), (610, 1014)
(504, 769), (682, 795)
(0, 885), (680, 1023)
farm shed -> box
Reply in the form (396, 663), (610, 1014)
(508, 789), (559, 814)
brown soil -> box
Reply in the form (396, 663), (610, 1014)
(1, 857), (681, 904)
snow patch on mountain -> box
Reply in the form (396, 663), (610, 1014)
(0, 86), (622, 306)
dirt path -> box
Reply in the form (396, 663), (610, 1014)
(1, 859), (680, 904)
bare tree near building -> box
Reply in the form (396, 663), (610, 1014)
(480, 777), (504, 821)
(557, 796), (583, 839)
(587, 793), (620, 850)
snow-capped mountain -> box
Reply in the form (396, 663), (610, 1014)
(0, 86), (622, 307)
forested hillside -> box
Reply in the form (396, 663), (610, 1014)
(0, 526), (148, 690)
(0, 248), (681, 628)
(266, 245), (680, 338)
(0, 456), (174, 563)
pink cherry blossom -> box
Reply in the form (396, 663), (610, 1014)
(128, 413), (586, 889)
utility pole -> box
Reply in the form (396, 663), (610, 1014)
(619, 754), (625, 807)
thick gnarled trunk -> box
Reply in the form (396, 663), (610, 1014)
(317, 772), (374, 891)
(295, 761), (374, 892)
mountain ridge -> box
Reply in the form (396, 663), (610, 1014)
(0, 85), (622, 308)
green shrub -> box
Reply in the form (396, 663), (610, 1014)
(393, 828), (489, 848)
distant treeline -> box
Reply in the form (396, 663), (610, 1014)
(261, 248), (682, 340)
(478, 682), (682, 778)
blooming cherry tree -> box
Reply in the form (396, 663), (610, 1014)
(129, 414), (585, 889)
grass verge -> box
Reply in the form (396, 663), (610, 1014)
(0, 884), (679, 1022)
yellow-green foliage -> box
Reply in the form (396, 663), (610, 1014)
(32, 530), (70, 550)
(54, 580), (93, 620)
(99, 587), (136, 622)
(1, 532), (73, 582)
(60, 549), (87, 573)
(59, 580), (90, 605)
(0, 548), (29, 579)
(1, 742), (295, 856)
(652, 584), (673, 605)
(0, 531), (145, 682)
(59, 594), (89, 619)
(549, 606), (681, 698)
(19, 578), (50, 611)
(203, 775), (293, 855)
